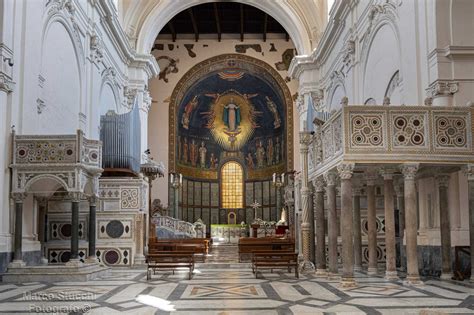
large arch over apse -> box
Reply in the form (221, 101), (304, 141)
(128, 0), (315, 55)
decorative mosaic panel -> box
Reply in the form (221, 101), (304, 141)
(391, 113), (428, 148)
(434, 114), (469, 149)
(95, 247), (131, 266)
(48, 248), (87, 263)
(15, 140), (76, 164)
(361, 216), (385, 236)
(349, 114), (384, 148)
(120, 188), (139, 209)
(49, 221), (86, 240)
(98, 219), (132, 239)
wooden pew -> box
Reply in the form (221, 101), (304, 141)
(252, 251), (299, 278)
(151, 238), (211, 254)
(238, 237), (295, 262)
(146, 252), (195, 280)
(148, 242), (206, 262)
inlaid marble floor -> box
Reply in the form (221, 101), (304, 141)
(1, 267), (473, 314)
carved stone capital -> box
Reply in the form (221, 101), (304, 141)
(299, 131), (313, 147)
(463, 164), (474, 181)
(123, 87), (138, 109)
(141, 89), (152, 113)
(89, 194), (98, 206)
(352, 184), (363, 197)
(427, 80), (459, 98)
(435, 175), (450, 188)
(0, 73), (14, 93)
(296, 94), (307, 114)
(380, 167), (397, 180)
(365, 169), (379, 185)
(313, 177), (325, 193)
(340, 96), (349, 107)
(324, 171), (338, 186)
(337, 163), (354, 180)
(11, 192), (27, 203)
(400, 164), (419, 180)
(69, 192), (83, 202)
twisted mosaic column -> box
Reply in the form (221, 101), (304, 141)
(299, 131), (315, 272)
(337, 163), (356, 287)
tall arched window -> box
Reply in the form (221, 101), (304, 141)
(220, 161), (244, 209)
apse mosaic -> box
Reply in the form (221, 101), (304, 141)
(170, 54), (293, 180)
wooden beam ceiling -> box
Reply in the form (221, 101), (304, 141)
(240, 4), (244, 42)
(187, 8), (199, 42)
(213, 3), (221, 42)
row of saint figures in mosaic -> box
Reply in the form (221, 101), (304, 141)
(177, 135), (285, 170)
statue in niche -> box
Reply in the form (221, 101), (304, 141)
(256, 140), (265, 168)
(223, 98), (241, 132)
(209, 153), (218, 169)
(199, 141), (207, 168)
(246, 152), (255, 169)
(265, 96), (281, 129)
(190, 139), (198, 167)
(182, 137), (189, 163)
(275, 137), (280, 164)
(267, 138), (274, 166)
(181, 95), (198, 130)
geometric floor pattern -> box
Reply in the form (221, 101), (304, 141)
(1, 268), (474, 314)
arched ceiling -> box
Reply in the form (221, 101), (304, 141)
(120, 0), (327, 56)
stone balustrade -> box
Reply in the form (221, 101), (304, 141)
(310, 105), (473, 177)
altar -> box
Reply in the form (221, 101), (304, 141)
(211, 224), (247, 244)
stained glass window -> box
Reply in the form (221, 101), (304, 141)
(221, 161), (244, 209)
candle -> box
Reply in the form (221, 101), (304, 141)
(179, 174), (183, 184)
(170, 173), (174, 183)
(273, 173), (276, 183)
(281, 173), (285, 184)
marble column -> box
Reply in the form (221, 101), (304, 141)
(69, 192), (82, 264)
(324, 171), (338, 277)
(466, 165), (474, 282)
(366, 170), (378, 275)
(10, 193), (26, 267)
(313, 177), (327, 276)
(381, 168), (398, 280)
(337, 163), (356, 287)
(436, 175), (452, 280)
(352, 186), (363, 271)
(395, 182), (406, 271)
(299, 131), (315, 271)
(401, 164), (422, 285)
(87, 195), (97, 262)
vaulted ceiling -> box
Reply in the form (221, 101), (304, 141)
(157, 3), (288, 42)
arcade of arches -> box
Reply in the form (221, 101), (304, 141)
(0, 0), (474, 314)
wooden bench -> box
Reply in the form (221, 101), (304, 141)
(148, 242), (206, 262)
(252, 251), (299, 278)
(238, 237), (295, 262)
(146, 252), (195, 280)
(151, 238), (211, 254)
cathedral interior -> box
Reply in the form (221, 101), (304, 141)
(1, 0), (474, 314)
